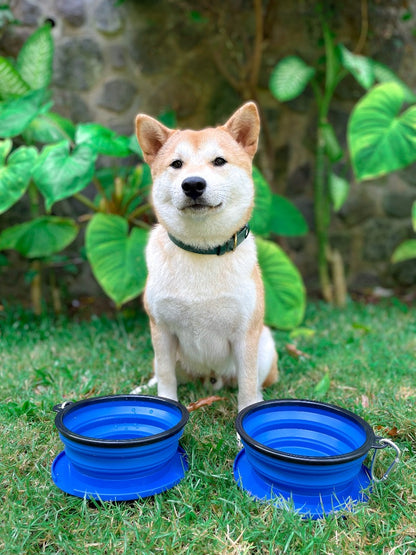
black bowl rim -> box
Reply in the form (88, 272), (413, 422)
(54, 394), (189, 448)
(235, 399), (376, 465)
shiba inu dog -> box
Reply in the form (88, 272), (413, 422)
(134, 102), (278, 411)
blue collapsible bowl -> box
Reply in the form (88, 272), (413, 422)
(234, 399), (392, 518)
(51, 395), (189, 501)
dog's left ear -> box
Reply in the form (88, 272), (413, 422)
(135, 114), (175, 165)
(223, 102), (260, 158)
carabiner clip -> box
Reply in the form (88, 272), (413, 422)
(370, 438), (401, 482)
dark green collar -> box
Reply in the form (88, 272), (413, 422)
(168, 224), (250, 256)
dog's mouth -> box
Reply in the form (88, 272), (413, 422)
(180, 202), (222, 213)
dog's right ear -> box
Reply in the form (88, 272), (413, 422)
(135, 115), (174, 165)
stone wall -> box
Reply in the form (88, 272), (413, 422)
(1, 0), (416, 302)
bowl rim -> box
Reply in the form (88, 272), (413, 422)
(235, 398), (376, 465)
(54, 394), (189, 448)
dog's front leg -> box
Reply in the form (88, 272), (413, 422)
(150, 320), (178, 401)
(234, 329), (263, 412)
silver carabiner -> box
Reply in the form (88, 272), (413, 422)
(370, 438), (401, 482)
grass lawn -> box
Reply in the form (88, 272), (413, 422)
(1, 299), (415, 554)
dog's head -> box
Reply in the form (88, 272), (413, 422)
(135, 102), (260, 248)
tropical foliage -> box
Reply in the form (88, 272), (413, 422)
(0, 22), (307, 329)
(348, 83), (416, 264)
(269, 22), (416, 305)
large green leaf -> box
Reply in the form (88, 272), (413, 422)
(0, 89), (48, 137)
(269, 56), (315, 102)
(23, 112), (76, 144)
(391, 239), (416, 263)
(0, 142), (38, 214)
(16, 24), (54, 90)
(256, 237), (306, 329)
(33, 140), (96, 210)
(0, 216), (78, 258)
(75, 123), (131, 157)
(337, 45), (374, 89)
(250, 166), (272, 236)
(268, 194), (308, 236)
(0, 57), (30, 99)
(86, 214), (148, 307)
(412, 201), (416, 232)
(348, 82), (416, 181)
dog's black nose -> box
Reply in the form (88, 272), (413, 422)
(182, 176), (206, 200)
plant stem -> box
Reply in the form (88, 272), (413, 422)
(27, 181), (44, 312)
(30, 260), (42, 315)
(315, 123), (333, 303)
(73, 193), (99, 212)
(127, 202), (152, 222)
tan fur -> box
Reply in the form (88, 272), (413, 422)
(134, 102), (278, 411)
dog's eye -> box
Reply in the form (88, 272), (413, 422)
(170, 159), (183, 169)
(213, 157), (227, 167)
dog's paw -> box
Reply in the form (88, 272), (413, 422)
(130, 376), (158, 395)
(236, 432), (243, 450)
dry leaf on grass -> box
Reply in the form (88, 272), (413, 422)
(376, 425), (400, 438)
(285, 343), (311, 360)
(187, 395), (226, 412)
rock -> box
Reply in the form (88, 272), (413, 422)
(109, 45), (127, 69)
(52, 91), (93, 123)
(94, 0), (124, 35)
(338, 187), (378, 227)
(390, 258), (416, 286)
(362, 218), (411, 262)
(19, 0), (42, 26)
(53, 38), (104, 91)
(56, 0), (86, 27)
(98, 79), (137, 113)
(382, 190), (416, 218)
(286, 163), (312, 197)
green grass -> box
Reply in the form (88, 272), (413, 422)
(1, 300), (415, 554)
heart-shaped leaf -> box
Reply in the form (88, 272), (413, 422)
(0, 216), (78, 258)
(75, 123), (131, 157)
(338, 45), (374, 90)
(16, 23), (54, 90)
(269, 56), (315, 102)
(250, 166), (272, 236)
(256, 237), (306, 329)
(0, 89), (47, 137)
(33, 140), (96, 210)
(268, 194), (308, 236)
(23, 112), (76, 144)
(348, 82), (416, 180)
(85, 214), (148, 307)
(391, 239), (416, 263)
(0, 57), (30, 99)
(0, 142), (38, 214)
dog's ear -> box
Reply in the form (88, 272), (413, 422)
(135, 115), (175, 165)
(223, 102), (260, 158)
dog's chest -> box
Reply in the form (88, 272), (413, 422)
(147, 266), (255, 333)
(145, 236), (258, 337)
